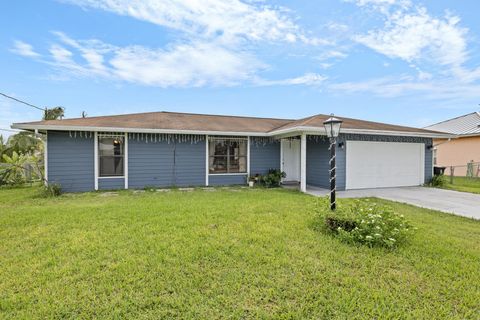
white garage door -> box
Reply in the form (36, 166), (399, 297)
(346, 141), (425, 190)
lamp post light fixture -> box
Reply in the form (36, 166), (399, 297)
(323, 115), (343, 211)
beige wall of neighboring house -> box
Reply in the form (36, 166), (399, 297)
(434, 136), (480, 176)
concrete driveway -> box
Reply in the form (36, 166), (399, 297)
(307, 186), (480, 220)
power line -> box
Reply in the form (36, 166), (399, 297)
(0, 128), (21, 133)
(0, 92), (44, 111)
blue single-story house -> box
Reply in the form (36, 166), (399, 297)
(12, 112), (449, 192)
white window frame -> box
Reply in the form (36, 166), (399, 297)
(97, 133), (126, 179)
(207, 136), (249, 176)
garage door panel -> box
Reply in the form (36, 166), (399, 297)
(346, 141), (424, 190)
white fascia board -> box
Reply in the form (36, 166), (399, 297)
(12, 123), (454, 139)
(270, 126), (454, 139)
(456, 133), (480, 138)
(339, 128), (455, 139)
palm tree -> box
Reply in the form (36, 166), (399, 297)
(43, 106), (65, 120)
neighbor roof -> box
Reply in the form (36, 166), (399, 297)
(12, 111), (449, 138)
(425, 112), (480, 136)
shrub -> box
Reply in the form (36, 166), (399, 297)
(40, 183), (62, 197)
(429, 174), (447, 187)
(259, 169), (286, 188)
(316, 198), (413, 248)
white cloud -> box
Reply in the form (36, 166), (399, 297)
(329, 76), (480, 101)
(48, 44), (96, 77)
(40, 32), (263, 87)
(319, 63), (333, 69)
(51, 32), (116, 76)
(11, 40), (40, 58)
(417, 70), (433, 81)
(26, 1), (332, 87)
(451, 66), (480, 83)
(346, 0), (411, 14)
(110, 42), (262, 87)
(326, 22), (349, 32)
(351, 2), (480, 84)
(350, 0), (410, 7)
(63, 0), (327, 45)
(316, 50), (348, 61)
(50, 44), (74, 64)
(256, 73), (327, 86)
(355, 8), (468, 67)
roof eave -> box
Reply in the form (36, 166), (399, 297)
(269, 126), (454, 139)
(339, 128), (454, 139)
(12, 123), (453, 139)
(10, 123), (271, 137)
(456, 132), (480, 138)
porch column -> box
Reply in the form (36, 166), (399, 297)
(300, 133), (307, 192)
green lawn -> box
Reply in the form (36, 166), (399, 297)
(0, 187), (479, 319)
(442, 176), (480, 194)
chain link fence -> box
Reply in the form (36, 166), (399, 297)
(435, 161), (480, 184)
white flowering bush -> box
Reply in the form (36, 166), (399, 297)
(319, 198), (412, 248)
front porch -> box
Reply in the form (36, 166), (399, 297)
(279, 134), (336, 193)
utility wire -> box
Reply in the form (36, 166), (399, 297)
(0, 128), (21, 133)
(0, 92), (45, 111)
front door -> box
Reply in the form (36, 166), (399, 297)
(281, 139), (301, 182)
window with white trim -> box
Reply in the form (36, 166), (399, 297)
(98, 135), (124, 177)
(433, 147), (437, 165)
(209, 137), (247, 174)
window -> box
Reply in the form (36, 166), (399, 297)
(209, 137), (247, 174)
(99, 136), (124, 177)
(433, 148), (437, 166)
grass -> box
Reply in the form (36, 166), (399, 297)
(441, 176), (480, 194)
(0, 187), (479, 319)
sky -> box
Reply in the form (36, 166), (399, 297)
(1, 0), (480, 137)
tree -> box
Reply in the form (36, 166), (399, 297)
(43, 106), (65, 120)
(0, 135), (8, 160)
(1, 152), (30, 185)
(0, 151), (43, 186)
(6, 131), (42, 156)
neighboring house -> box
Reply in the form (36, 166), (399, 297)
(425, 112), (480, 176)
(12, 111), (448, 192)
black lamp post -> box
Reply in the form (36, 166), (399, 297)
(323, 115), (343, 211)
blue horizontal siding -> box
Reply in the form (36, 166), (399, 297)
(46, 130), (433, 193)
(128, 136), (205, 188)
(174, 140), (206, 186)
(306, 137), (330, 188)
(47, 131), (94, 192)
(424, 143), (433, 182)
(98, 178), (124, 190)
(250, 138), (280, 176)
(209, 175), (246, 186)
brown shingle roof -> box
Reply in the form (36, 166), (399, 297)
(15, 111), (293, 133)
(13, 111), (447, 136)
(272, 114), (440, 134)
